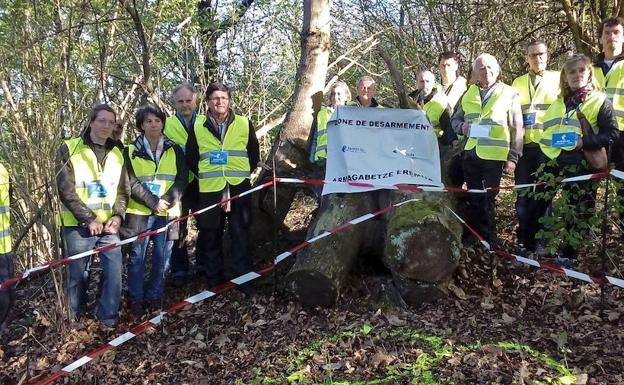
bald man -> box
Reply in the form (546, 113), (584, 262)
(409, 70), (455, 145)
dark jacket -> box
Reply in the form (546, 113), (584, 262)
(55, 128), (130, 228)
(574, 97), (620, 151)
(121, 134), (188, 239)
(593, 52), (624, 77)
(186, 110), (260, 196)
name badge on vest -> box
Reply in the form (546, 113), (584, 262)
(209, 151), (228, 165)
(87, 181), (108, 198)
(469, 124), (490, 138)
(523, 112), (536, 127)
(551, 132), (577, 148)
(143, 182), (162, 197)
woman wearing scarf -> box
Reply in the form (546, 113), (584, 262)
(123, 104), (188, 316)
(528, 55), (618, 267)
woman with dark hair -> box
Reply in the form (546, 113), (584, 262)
(528, 54), (619, 267)
(122, 104), (188, 316)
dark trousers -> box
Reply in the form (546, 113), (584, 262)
(515, 144), (545, 249)
(169, 179), (205, 278)
(462, 152), (504, 246)
(195, 191), (253, 283)
(0, 252), (14, 326)
(611, 136), (624, 224)
(526, 150), (597, 259)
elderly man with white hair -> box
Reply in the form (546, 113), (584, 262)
(451, 53), (524, 248)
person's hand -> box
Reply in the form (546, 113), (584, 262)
(103, 216), (122, 235)
(576, 136), (583, 150)
(461, 122), (470, 135)
(503, 160), (516, 176)
(155, 199), (170, 213)
(88, 219), (104, 236)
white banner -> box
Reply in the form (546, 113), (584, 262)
(322, 106), (441, 195)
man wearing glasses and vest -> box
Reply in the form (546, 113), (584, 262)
(594, 17), (624, 229)
(511, 41), (560, 256)
(55, 104), (130, 328)
(186, 82), (260, 292)
(451, 54), (524, 248)
(164, 83), (206, 286)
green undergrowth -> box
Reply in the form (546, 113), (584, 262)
(245, 324), (576, 385)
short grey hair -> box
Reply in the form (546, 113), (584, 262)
(356, 75), (376, 89)
(472, 53), (500, 76)
(171, 82), (197, 98)
(328, 81), (352, 104)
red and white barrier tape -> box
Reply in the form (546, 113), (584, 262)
(27, 197), (421, 385)
(5, 168), (624, 292)
(447, 208), (624, 289)
(276, 170), (610, 194)
(0, 181), (276, 291)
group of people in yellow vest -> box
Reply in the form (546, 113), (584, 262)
(0, 17), (623, 330)
(51, 82), (259, 328)
(312, 17), (624, 269)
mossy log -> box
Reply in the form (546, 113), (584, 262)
(285, 191), (379, 307)
(382, 190), (462, 304)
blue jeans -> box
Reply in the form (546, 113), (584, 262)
(127, 215), (173, 302)
(63, 227), (122, 327)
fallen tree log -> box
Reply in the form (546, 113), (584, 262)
(382, 190), (462, 304)
(285, 191), (379, 307)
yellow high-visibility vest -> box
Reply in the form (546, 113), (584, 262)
(60, 138), (124, 226)
(126, 144), (181, 216)
(164, 114), (203, 182)
(594, 61), (624, 131)
(313, 107), (334, 161)
(0, 163), (11, 254)
(422, 92), (449, 138)
(463, 83), (518, 161)
(539, 91), (606, 159)
(195, 115), (251, 193)
(511, 70), (561, 144)
(437, 76), (468, 111)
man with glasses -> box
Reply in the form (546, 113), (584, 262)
(186, 82), (260, 293)
(511, 41), (560, 255)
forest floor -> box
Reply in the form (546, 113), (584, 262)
(1, 181), (624, 385)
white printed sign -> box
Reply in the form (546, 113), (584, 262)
(322, 106), (441, 195)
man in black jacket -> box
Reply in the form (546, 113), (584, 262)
(186, 83), (260, 292)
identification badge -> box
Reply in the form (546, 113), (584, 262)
(523, 112), (536, 127)
(209, 151), (228, 165)
(551, 132), (577, 148)
(469, 124), (491, 138)
(143, 182), (162, 197)
(87, 181), (108, 198)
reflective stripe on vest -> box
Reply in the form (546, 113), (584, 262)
(595, 61), (624, 131)
(462, 83), (517, 161)
(539, 91), (606, 159)
(0, 163), (10, 253)
(126, 144), (181, 217)
(424, 92), (449, 138)
(314, 107), (333, 161)
(60, 138), (124, 226)
(511, 70), (560, 144)
(195, 115), (251, 192)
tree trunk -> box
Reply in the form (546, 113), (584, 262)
(257, 0), (330, 229)
(285, 192), (379, 307)
(382, 190), (462, 304)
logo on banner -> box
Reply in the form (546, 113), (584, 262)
(341, 145), (366, 154)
